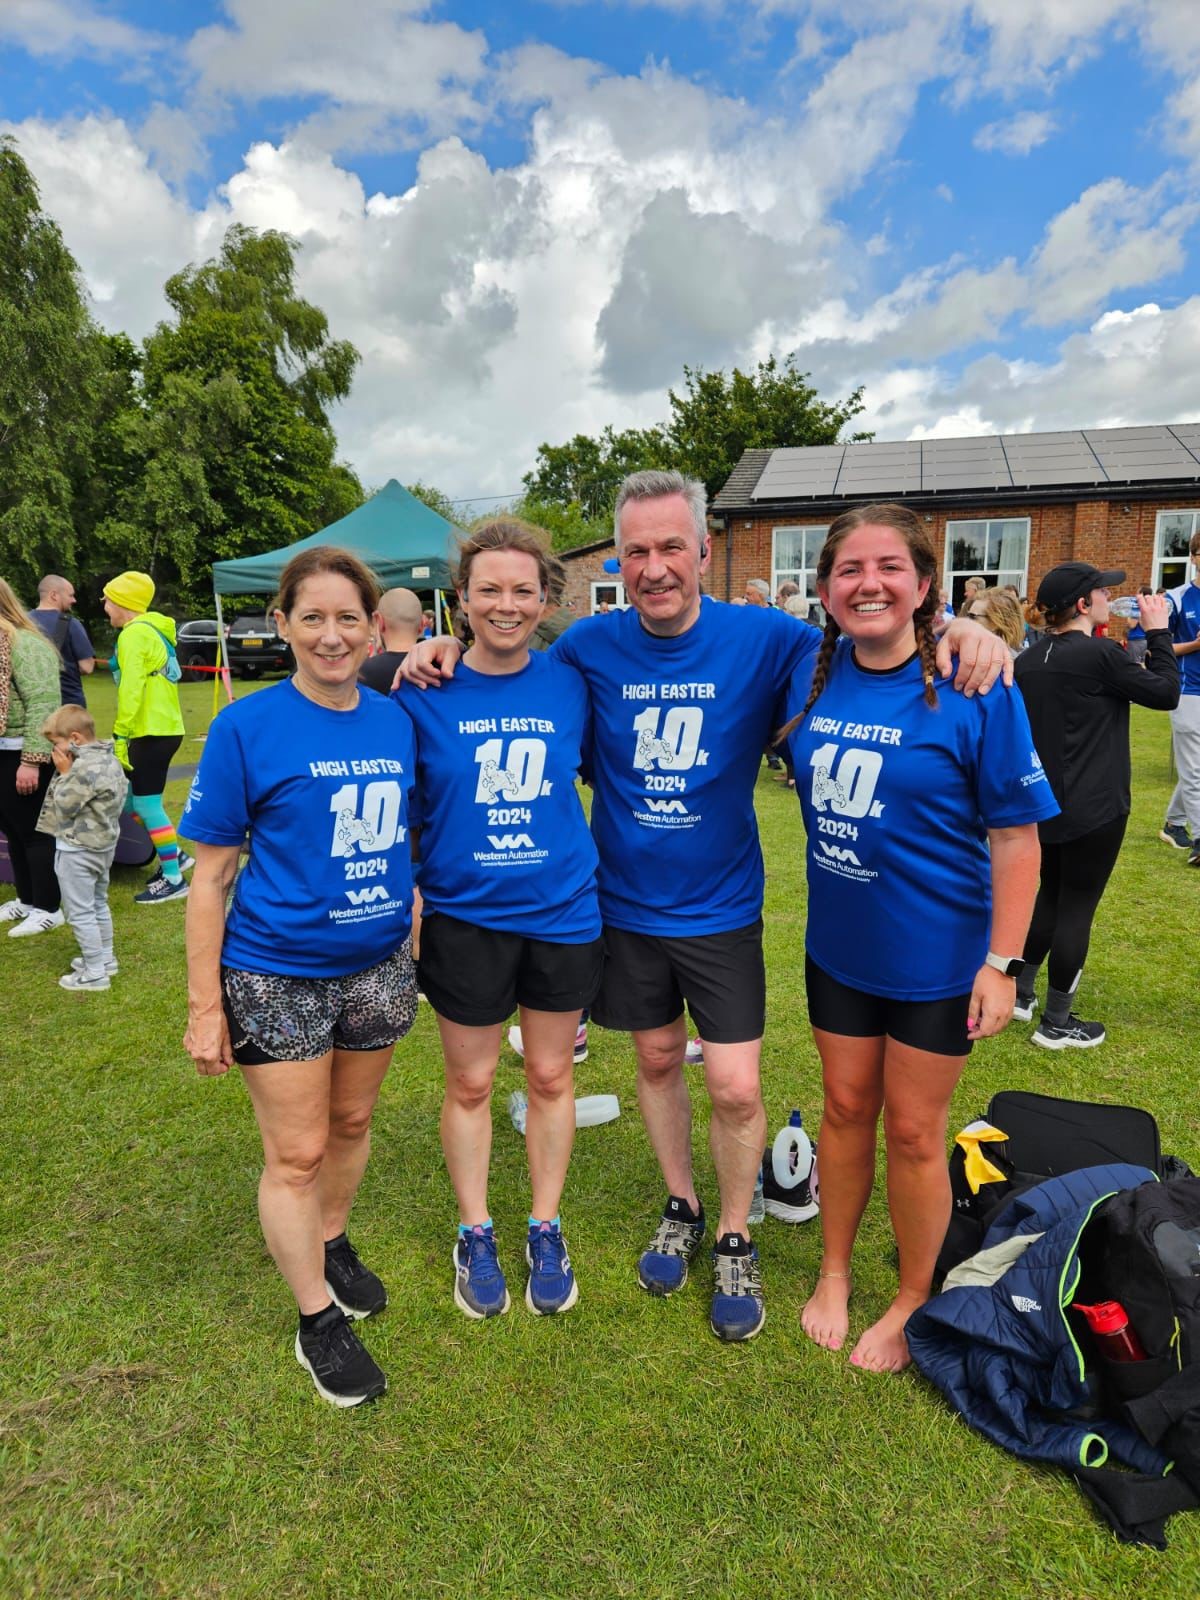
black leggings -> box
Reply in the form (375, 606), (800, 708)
(0, 751), (59, 911)
(1022, 814), (1128, 994)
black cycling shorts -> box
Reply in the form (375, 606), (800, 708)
(805, 955), (973, 1058)
(128, 734), (183, 796)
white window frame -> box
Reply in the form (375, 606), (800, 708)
(590, 579), (627, 613)
(1153, 510), (1199, 591)
(772, 525), (829, 605)
(945, 517), (1030, 607)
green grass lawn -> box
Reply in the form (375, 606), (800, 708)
(2, 675), (1197, 1597)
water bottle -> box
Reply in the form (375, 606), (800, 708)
(1073, 1299), (1148, 1362)
(772, 1109), (814, 1189)
(508, 1090), (620, 1133)
(1108, 596), (1141, 619)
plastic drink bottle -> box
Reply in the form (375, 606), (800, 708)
(772, 1110), (814, 1189)
(508, 1091), (619, 1133)
(1108, 596), (1141, 619)
(1073, 1300), (1148, 1361)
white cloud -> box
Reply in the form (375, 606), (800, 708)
(973, 109), (1060, 155)
(0, 0), (159, 59)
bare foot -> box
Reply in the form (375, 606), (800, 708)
(848, 1292), (924, 1373)
(800, 1271), (851, 1351)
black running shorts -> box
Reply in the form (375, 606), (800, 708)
(804, 955), (974, 1058)
(416, 911), (604, 1028)
(591, 920), (766, 1044)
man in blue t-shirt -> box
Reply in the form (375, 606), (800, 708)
(403, 469), (1010, 1345)
(1163, 529), (1200, 864)
(29, 574), (95, 707)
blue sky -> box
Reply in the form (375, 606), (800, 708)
(3, 1), (1199, 499)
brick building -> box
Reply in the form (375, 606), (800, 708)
(709, 425), (1200, 619)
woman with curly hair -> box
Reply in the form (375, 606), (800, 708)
(782, 504), (1056, 1371)
(0, 576), (65, 936)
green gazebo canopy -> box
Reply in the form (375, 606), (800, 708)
(211, 479), (458, 595)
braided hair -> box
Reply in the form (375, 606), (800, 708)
(777, 502), (940, 744)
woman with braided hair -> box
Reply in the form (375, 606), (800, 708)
(781, 503), (1056, 1372)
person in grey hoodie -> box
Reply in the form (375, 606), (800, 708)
(38, 705), (127, 991)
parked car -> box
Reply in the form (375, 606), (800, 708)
(177, 619), (224, 682)
(226, 612), (292, 678)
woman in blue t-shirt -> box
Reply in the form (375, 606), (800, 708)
(398, 521), (602, 1324)
(183, 546), (418, 1409)
(783, 504), (1055, 1374)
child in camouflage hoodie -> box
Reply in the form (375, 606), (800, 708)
(38, 706), (128, 992)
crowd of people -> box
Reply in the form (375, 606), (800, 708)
(2, 468), (1192, 1409)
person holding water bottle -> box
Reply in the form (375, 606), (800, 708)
(782, 503), (1055, 1372)
(396, 521), (602, 1321)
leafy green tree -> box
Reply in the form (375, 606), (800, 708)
(113, 223), (364, 603)
(666, 355), (869, 500)
(505, 495), (609, 553)
(406, 481), (461, 525)
(0, 136), (107, 600)
(522, 424), (668, 522)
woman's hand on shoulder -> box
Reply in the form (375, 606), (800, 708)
(938, 618), (1013, 696)
(967, 966), (1014, 1040)
(397, 636), (462, 689)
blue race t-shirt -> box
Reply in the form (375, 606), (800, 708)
(787, 643), (1059, 1000)
(554, 597), (820, 934)
(1167, 581), (1200, 695)
(182, 679), (414, 977)
(397, 653), (599, 941)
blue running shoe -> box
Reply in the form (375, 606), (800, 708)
(452, 1225), (510, 1319)
(710, 1233), (765, 1342)
(525, 1222), (579, 1315)
(637, 1198), (706, 1296)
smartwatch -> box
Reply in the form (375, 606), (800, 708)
(985, 952), (1023, 977)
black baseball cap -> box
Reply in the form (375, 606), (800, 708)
(1036, 561), (1126, 611)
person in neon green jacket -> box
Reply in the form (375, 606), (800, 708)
(103, 571), (190, 906)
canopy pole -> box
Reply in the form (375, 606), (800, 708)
(212, 589), (232, 720)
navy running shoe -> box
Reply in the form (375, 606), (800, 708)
(637, 1198), (705, 1296)
(525, 1222), (579, 1315)
(453, 1225), (511, 1319)
(710, 1233), (765, 1342)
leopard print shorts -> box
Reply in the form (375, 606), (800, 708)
(221, 940), (418, 1066)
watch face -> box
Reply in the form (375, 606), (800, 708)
(1003, 958), (1023, 977)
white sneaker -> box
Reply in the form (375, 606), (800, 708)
(72, 955), (119, 977)
(507, 1023), (589, 1064)
(1011, 995), (1038, 1024)
(59, 969), (111, 992)
(9, 908), (65, 938)
(0, 899), (30, 922)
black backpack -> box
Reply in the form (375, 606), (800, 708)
(1072, 1178), (1200, 1548)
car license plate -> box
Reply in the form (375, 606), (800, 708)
(243, 638), (262, 648)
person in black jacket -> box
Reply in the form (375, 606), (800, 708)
(1013, 562), (1179, 1049)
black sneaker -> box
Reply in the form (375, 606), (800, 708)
(324, 1233), (387, 1319)
(294, 1305), (386, 1407)
(1031, 1013), (1106, 1050)
(1160, 822), (1192, 850)
(761, 1147), (819, 1223)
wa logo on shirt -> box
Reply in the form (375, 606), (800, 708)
(327, 778), (407, 917)
(471, 736), (550, 864)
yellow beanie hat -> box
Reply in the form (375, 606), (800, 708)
(103, 571), (155, 614)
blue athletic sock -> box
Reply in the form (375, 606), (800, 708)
(528, 1215), (561, 1231)
(458, 1218), (494, 1238)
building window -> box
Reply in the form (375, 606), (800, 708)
(590, 580), (627, 613)
(1154, 511), (1199, 591)
(945, 517), (1029, 608)
(772, 526), (828, 604)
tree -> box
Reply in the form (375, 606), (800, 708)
(522, 424), (669, 522)
(666, 355), (869, 500)
(406, 481), (461, 524)
(114, 224), (364, 603)
(504, 495), (610, 553)
(0, 136), (108, 600)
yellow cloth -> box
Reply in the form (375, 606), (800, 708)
(103, 570), (155, 613)
(955, 1122), (1009, 1193)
